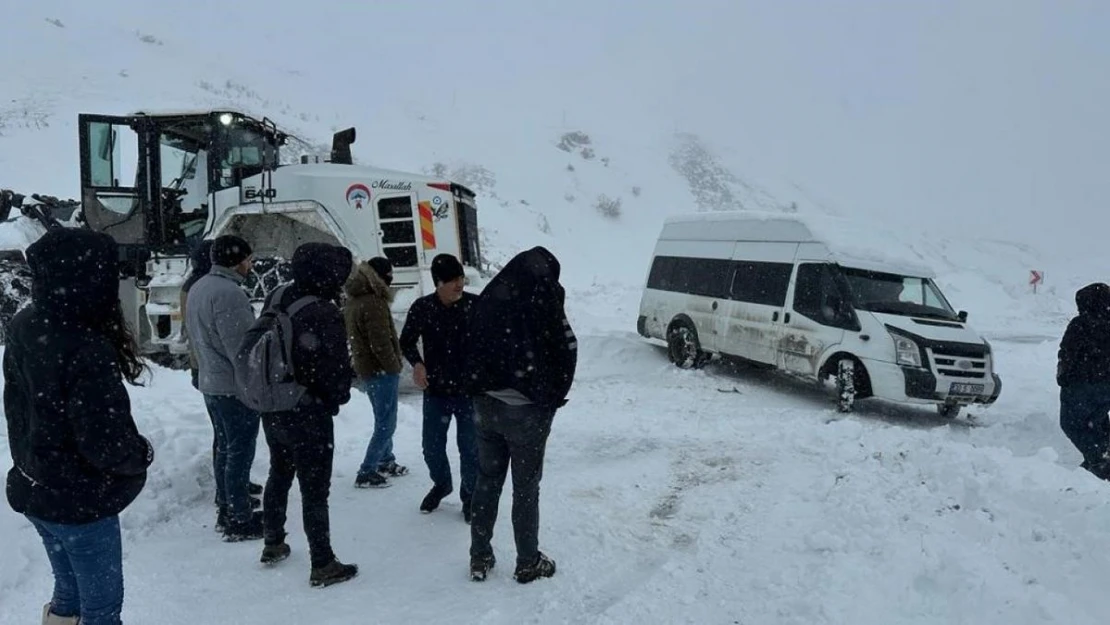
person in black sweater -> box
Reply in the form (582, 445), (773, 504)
(4, 228), (153, 624)
(400, 253), (479, 520)
(1058, 282), (1110, 479)
(256, 242), (359, 587)
(464, 246), (577, 583)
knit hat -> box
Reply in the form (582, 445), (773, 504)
(210, 235), (253, 268)
(367, 257), (393, 286)
(430, 254), (464, 285)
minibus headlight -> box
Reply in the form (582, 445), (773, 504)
(889, 331), (922, 368)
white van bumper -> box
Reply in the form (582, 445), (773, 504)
(864, 357), (1002, 406)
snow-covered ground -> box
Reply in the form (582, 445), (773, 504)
(3, 2), (1110, 623)
(1, 284), (1107, 625)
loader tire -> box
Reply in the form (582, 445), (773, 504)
(0, 258), (32, 345)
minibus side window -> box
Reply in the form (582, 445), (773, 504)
(647, 256), (732, 298)
(730, 261), (792, 306)
(793, 264), (859, 330)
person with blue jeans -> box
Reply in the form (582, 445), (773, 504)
(400, 254), (479, 521)
(4, 228), (153, 624)
(185, 235), (264, 541)
(345, 257), (408, 488)
(180, 239), (263, 529)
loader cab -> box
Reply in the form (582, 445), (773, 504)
(78, 110), (283, 271)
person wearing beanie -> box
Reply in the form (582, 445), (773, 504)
(210, 234), (253, 269)
(181, 238), (262, 528)
(185, 234), (265, 540)
(431, 253), (465, 287)
(344, 257), (408, 489)
(400, 253), (479, 520)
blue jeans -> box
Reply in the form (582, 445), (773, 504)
(204, 394), (260, 523)
(28, 515), (123, 625)
(357, 373), (400, 477)
(422, 393), (478, 502)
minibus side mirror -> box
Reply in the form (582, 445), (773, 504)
(958, 310), (968, 323)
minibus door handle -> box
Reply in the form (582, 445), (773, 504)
(784, 312), (791, 324)
(772, 311), (779, 322)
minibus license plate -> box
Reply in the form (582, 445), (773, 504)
(949, 383), (984, 396)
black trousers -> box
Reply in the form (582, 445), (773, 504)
(469, 395), (555, 568)
(1060, 382), (1110, 471)
(262, 410), (336, 569)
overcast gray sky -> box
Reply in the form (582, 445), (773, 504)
(35, 0), (1110, 252)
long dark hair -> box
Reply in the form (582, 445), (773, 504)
(91, 300), (149, 385)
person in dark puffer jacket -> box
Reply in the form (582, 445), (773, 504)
(345, 257), (408, 489)
(1058, 282), (1110, 479)
(257, 242), (359, 587)
(464, 246), (577, 584)
(4, 228), (153, 625)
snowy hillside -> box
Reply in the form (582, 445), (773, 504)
(3, 2), (1110, 624)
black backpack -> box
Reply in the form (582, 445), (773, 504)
(236, 285), (318, 413)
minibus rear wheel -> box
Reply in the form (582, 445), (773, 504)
(667, 323), (709, 369)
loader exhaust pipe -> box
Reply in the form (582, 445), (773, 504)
(330, 127), (356, 165)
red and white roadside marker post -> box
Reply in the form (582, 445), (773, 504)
(1030, 270), (1044, 294)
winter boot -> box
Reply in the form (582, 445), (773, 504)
(469, 554), (496, 582)
(260, 542), (291, 565)
(41, 604), (78, 625)
(379, 461), (409, 477)
(420, 484), (453, 513)
(513, 552), (556, 584)
(354, 472), (390, 489)
(249, 481), (264, 495)
(222, 511), (265, 542)
(215, 506), (228, 533)
(310, 559), (359, 588)
(462, 499), (473, 524)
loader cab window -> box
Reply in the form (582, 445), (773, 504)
(212, 119), (280, 191)
(159, 133), (200, 191)
(85, 121), (140, 214)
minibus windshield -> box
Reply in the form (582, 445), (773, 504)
(842, 267), (958, 320)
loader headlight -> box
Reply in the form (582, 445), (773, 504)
(888, 330), (923, 368)
(219, 113), (234, 126)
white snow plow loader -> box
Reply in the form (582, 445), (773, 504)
(0, 109), (483, 366)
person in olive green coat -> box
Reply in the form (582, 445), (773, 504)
(344, 257), (407, 488)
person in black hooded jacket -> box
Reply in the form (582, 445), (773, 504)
(464, 246), (577, 584)
(256, 242), (359, 588)
(1058, 282), (1110, 479)
(4, 228), (153, 625)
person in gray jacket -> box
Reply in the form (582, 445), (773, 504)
(185, 235), (264, 541)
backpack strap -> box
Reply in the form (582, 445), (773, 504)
(262, 285), (318, 318)
(286, 294), (319, 317)
(261, 284), (291, 316)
